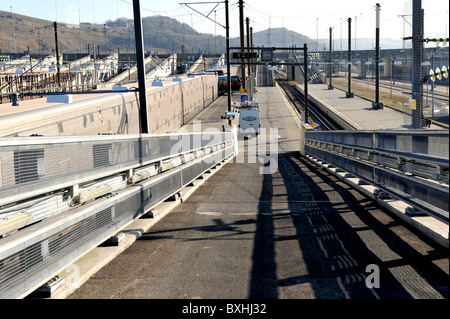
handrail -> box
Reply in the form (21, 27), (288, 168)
(0, 132), (234, 217)
(305, 129), (449, 223)
(0, 130), (236, 299)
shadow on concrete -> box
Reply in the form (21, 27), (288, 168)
(262, 152), (449, 299)
(100, 152), (448, 299)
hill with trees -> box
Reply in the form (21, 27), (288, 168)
(1, 10), (318, 56)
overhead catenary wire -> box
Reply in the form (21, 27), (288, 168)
(243, 2), (397, 50)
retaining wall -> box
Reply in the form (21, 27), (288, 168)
(0, 74), (218, 137)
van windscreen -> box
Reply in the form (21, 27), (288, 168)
(241, 116), (257, 121)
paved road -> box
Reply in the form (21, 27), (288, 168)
(68, 86), (448, 299)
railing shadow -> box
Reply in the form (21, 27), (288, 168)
(248, 159), (278, 298)
(269, 152), (448, 299)
(90, 152), (448, 299)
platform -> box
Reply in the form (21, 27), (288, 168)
(62, 86), (448, 300)
(303, 83), (446, 130)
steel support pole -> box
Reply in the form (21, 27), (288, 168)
(346, 18), (354, 98)
(372, 3), (384, 109)
(304, 43), (309, 122)
(412, 0), (424, 129)
(246, 17), (251, 80)
(431, 54), (435, 120)
(225, 0), (232, 116)
(250, 26), (254, 74)
(54, 22), (62, 89)
(239, 0), (246, 89)
(133, 0), (149, 133)
(328, 27), (333, 90)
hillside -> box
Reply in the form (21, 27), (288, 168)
(0, 10), (317, 56)
(0, 10), (220, 55)
(252, 27), (313, 48)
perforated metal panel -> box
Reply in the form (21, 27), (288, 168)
(0, 147), (231, 299)
(0, 132), (235, 299)
(0, 132), (234, 207)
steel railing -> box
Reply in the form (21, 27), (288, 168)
(0, 131), (236, 298)
(305, 129), (449, 223)
(0, 133), (234, 207)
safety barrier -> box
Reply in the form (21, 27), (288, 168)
(305, 129), (449, 223)
(0, 131), (236, 298)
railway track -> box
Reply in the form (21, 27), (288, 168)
(277, 77), (345, 130)
(277, 76), (449, 130)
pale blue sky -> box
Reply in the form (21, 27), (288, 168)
(1, 0), (448, 41)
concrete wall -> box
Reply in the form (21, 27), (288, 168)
(147, 74), (217, 133)
(0, 74), (218, 137)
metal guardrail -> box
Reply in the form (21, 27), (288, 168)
(0, 131), (235, 298)
(0, 133), (233, 208)
(305, 129), (449, 223)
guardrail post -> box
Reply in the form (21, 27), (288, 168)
(300, 124), (306, 156)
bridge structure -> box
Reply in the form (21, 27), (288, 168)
(0, 45), (448, 301)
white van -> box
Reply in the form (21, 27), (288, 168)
(238, 107), (261, 137)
